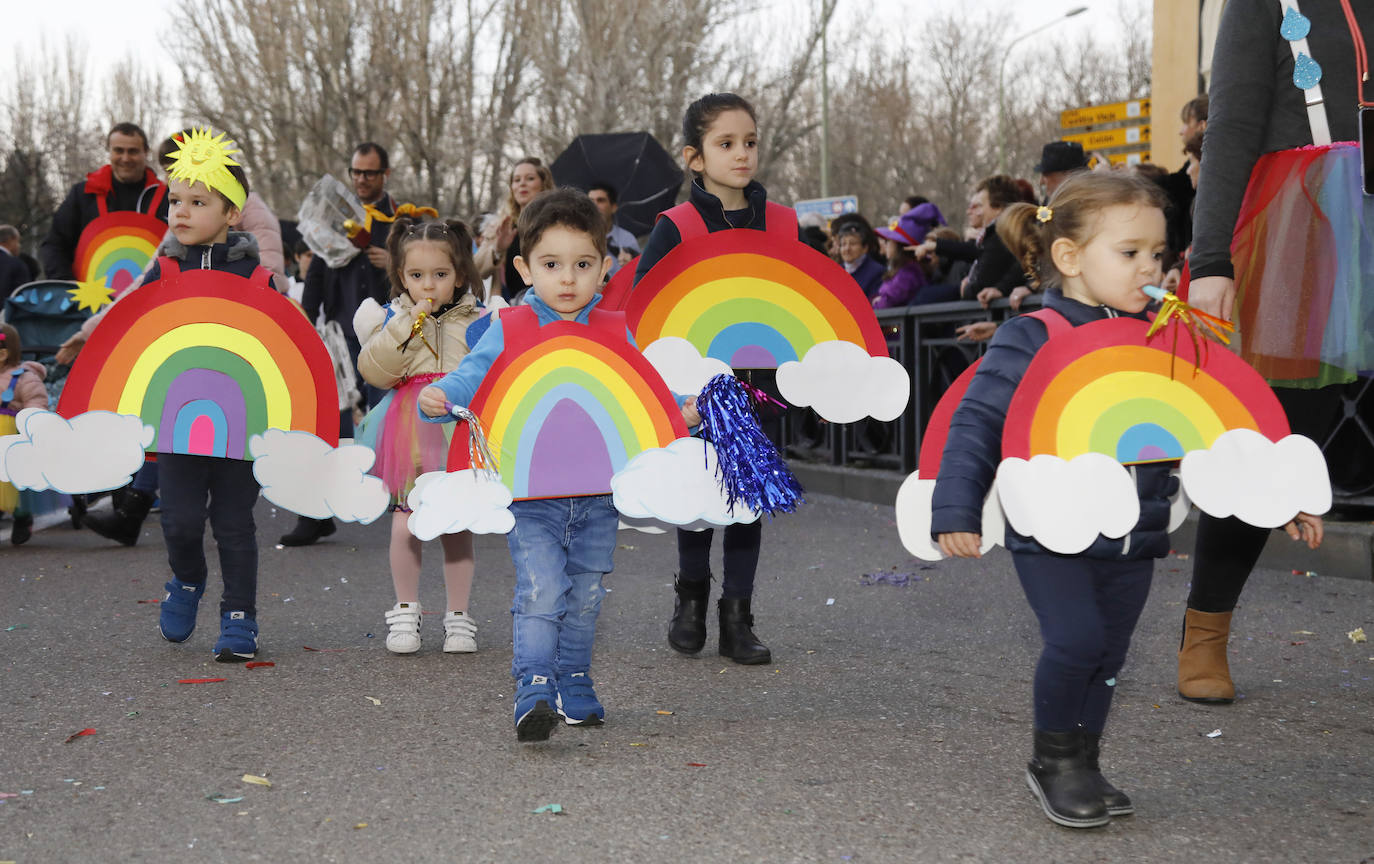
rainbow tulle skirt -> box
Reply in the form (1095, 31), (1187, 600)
(1231, 142), (1374, 387)
(355, 374), (454, 503)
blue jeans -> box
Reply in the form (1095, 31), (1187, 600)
(506, 495), (618, 679)
(159, 454), (260, 616)
(1012, 553), (1153, 734)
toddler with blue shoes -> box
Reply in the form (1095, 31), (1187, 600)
(420, 189), (701, 742)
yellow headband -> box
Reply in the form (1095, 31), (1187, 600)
(167, 127), (247, 209)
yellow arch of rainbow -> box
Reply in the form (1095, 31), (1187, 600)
(117, 323), (292, 429)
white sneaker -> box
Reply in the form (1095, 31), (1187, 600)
(385, 602), (422, 654)
(442, 611), (477, 653)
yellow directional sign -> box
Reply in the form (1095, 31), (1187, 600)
(1062, 125), (1152, 150)
(1060, 99), (1152, 129)
(1102, 151), (1151, 166)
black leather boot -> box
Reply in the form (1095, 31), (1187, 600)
(1025, 729), (1110, 828)
(718, 596), (772, 665)
(278, 516), (336, 547)
(668, 575), (709, 654)
(1083, 732), (1134, 816)
(81, 489), (154, 547)
(10, 513), (33, 545)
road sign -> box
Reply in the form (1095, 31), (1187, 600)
(1062, 125), (1152, 150)
(1101, 151), (1151, 166)
(794, 195), (859, 221)
(1060, 99), (1152, 130)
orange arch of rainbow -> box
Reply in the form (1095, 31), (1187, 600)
(1002, 317), (1289, 464)
(58, 268), (338, 460)
(622, 231), (888, 368)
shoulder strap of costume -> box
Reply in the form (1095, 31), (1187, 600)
(1279, 0), (1333, 145)
(96, 193), (108, 218)
(499, 304), (539, 350)
(158, 255), (181, 280)
(586, 307), (626, 337)
(1025, 307), (1072, 338)
(248, 266), (274, 290)
(764, 201), (798, 238)
(1, 369), (22, 404)
(659, 202), (709, 241)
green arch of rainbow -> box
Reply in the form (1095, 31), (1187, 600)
(624, 232), (889, 368)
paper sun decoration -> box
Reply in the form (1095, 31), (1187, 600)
(166, 127), (247, 209)
(895, 306), (1330, 559)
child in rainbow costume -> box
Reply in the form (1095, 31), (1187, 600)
(924, 172), (1326, 829)
(420, 189), (700, 742)
(354, 217), (483, 655)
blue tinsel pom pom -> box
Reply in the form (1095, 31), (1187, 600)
(696, 374), (804, 517)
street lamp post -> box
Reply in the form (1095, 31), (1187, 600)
(997, 6), (1089, 174)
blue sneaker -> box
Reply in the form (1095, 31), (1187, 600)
(514, 674), (559, 742)
(159, 579), (205, 643)
(213, 611), (258, 662)
(556, 672), (605, 726)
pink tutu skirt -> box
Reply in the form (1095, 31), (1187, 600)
(1231, 142), (1374, 387)
(355, 373), (454, 503)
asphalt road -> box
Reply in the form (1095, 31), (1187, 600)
(1, 495), (1371, 863)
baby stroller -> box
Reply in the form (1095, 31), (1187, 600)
(3, 280), (95, 526)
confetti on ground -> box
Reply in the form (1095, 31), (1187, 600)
(1349, 628), (1367, 644)
(1294, 630), (1316, 635)
(655, 710), (674, 716)
(63, 728), (96, 743)
(1291, 569), (1318, 577)
(240, 774), (272, 787)
(5, 625), (27, 631)
(860, 572), (912, 587)
(629, 743), (645, 747)
(1205, 729), (1223, 738)
(136, 599), (162, 604)
(354, 822), (368, 829)
(244, 662), (275, 669)
(686, 763), (707, 768)
(1175, 553), (1190, 560)
(0, 793), (19, 799)
(617, 544), (636, 550)
(178, 678), (227, 684)
(206, 794), (244, 805)
(364, 696), (381, 706)
(1291, 641), (1307, 646)
(825, 598), (835, 606)
(531, 804), (564, 814)
(302, 646), (347, 652)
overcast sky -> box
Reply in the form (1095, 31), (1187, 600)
(6, 0), (1126, 87)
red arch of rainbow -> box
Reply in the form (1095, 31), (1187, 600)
(58, 268), (337, 449)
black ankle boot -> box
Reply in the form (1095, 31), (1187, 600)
(718, 596), (771, 665)
(668, 575), (709, 654)
(1025, 729), (1110, 828)
(1083, 732), (1134, 816)
(278, 515), (336, 547)
(11, 513), (33, 545)
(81, 489), (154, 547)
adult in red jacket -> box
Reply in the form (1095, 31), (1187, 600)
(38, 122), (168, 280)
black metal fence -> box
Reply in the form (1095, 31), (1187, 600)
(783, 296), (1374, 506)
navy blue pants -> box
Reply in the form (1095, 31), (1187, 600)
(677, 521), (762, 599)
(158, 454), (260, 616)
(1013, 553), (1154, 734)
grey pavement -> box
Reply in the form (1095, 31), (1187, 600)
(1, 495), (1371, 863)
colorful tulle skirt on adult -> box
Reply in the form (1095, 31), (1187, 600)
(1231, 142), (1374, 387)
(355, 374), (454, 506)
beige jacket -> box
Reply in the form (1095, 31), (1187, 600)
(355, 292), (481, 389)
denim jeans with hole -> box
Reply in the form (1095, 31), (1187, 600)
(506, 495), (617, 680)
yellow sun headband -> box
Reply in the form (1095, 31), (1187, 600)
(166, 127), (247, 209)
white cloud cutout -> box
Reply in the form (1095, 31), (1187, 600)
(0, 409), (152, 494)
(642, 337), (733, 395)
(1180, 429), (1331, 528)
(776, 340), (909, 423)
(611, 437), (761, 529)
(996, 453), (1140, 555)
(250, 429), (389, 524)
(894, 470), (1005, 561)
(406, 469), (515, 540)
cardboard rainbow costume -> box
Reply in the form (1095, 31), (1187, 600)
(0, 129), (388, 525)
(897, 297), (1332, 560)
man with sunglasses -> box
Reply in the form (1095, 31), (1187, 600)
(290, 142), (398, 547)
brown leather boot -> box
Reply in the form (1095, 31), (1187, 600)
(1177, 608), (1235, 704)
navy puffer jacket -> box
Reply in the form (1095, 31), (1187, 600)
(929, 289), (1177, 560)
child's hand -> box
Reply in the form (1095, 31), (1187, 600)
(937, 532), (982, 558)
(1284, 512), (1324, 550)
(419, 386), (449, 418)
(681, 396), (700, 428)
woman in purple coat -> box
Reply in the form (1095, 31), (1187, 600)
(873, 203), (954, 308)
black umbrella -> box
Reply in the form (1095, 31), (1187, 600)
(550, 132), (684, 237)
